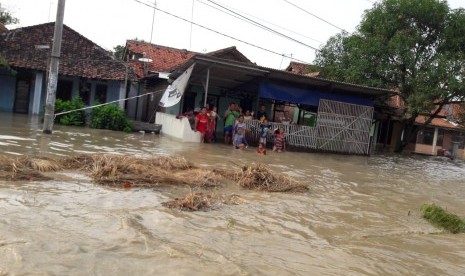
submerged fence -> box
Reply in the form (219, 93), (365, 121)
(244, 120), (317, 149)
(243, 99), (374, 155)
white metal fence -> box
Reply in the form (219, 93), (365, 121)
(316, 99), (373, 155)
(244, 120), (317, 149)
(243, 99), (374, 155)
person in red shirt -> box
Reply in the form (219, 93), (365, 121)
(273, 127), (286, 152)
(256, 142), (267, 155)
(194, 107), (209, 143)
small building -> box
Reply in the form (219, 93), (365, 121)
(132, 45), (392, 155)
(122, 40), (252, 122)
(376, 100), (465, 159)
(285, 61), (320, 77)
(0, 23), (134, 115)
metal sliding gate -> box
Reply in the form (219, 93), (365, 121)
(316, 99), (374, 155)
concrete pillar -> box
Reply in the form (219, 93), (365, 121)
(90, 82), (96, 105)
(119, 82), (126, 109)
(32, 72), (44, 115)
(432, 127), (439, 155)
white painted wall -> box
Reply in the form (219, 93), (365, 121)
(155, 112), (201, 143)
(31, 72), (43, 114)
(119, 82), (126, 109)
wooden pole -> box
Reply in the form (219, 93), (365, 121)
(42, 0), (66, 134)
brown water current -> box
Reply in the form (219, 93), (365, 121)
(1, 113), (465, 275)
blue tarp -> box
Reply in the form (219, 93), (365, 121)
(258, 82), (373, 107)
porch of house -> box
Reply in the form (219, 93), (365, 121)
(407, 127), (465, 159)
(0, 68), (126, 116)
(153, 56), (387, 155)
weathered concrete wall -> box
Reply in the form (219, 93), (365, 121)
(155, 112), (200, 143)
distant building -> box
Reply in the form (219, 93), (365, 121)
(285, 61), (320, 77)
(0, 22), (134, 115)
(375, 93), (465, 159)
(122, 40), (253, 122)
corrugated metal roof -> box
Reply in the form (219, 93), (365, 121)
(170, 55), (393, 98)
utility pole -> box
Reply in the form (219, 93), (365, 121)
(43, 0), (66, 134)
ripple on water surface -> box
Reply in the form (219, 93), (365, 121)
(0, 114), (465, 275)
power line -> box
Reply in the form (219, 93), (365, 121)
(131, 0), (314, 65)
(200, 0), (318, 50)
(198, 0), (322, 44)
(282, 0), (346, 32)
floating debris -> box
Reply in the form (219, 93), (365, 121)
(0, 154), (308, 193)
(236, 163), (308, 193)
(421, 203), (465, 234)
(0, 155), (53, 181)
(162, 192), (244, 211)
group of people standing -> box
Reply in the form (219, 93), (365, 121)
(192, 106), (218, 143)
(178, 102), (291, 154)
(223, 103), (288, 153)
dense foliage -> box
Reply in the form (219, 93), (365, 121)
(0, 4), (19, 24)
(113, 45), (125, 60)
(54, 97), (86, 126)
(315, 0), (465, 151)
(90, 103), (133, 132)
(422, 203), (465, 234)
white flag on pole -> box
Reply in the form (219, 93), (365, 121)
(159, 64), (195, 108)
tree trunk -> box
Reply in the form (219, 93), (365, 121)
(394, 116), (418, 153)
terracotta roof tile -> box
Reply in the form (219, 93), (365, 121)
(126, 41), (196, 78)
(0, 23), (7, 32)
(416, 115), (463, 129)
(285, 61), (319, 76)
(0, 22), (133, 80)
(125, 41), (253, 78)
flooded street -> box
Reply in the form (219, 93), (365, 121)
(1, 113), (465, 275)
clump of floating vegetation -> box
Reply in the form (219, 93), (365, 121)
(236, 163), (308, 193)
(0, 155), (53, 181)
(64, 155), (220, 188)
(162, 192), (243, 211)
(421, 203), (465, 234)
(0, 154), (308, 193)
(0, 154), (308, 211)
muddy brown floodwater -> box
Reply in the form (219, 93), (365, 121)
(1, 113), (465, 275)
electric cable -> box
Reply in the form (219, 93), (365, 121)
(131, 0), (314, 65)
(196, 0), (322, 44)
(201, 0), (318, 50)
(282, 0), (346, 32)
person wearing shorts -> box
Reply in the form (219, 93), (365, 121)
(273, 127), (286, 152)
(259, 118), (271, 146)
(223, 103), (239, 144)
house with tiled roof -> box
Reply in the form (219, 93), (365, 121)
(285, 61), (320, 77)
(0, 22), (134, 115)
(405, 104), (465, 158)
(122, 40), (254, 121)
(0, 23), (7, 32)
(376, 92), (465, 158)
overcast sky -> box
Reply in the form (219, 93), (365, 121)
(2, 0), (464, 69)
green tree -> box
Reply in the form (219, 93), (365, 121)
(315, 0), (465, 152)
(0, 4), (19, 24)
(113, 45), (125, 60)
